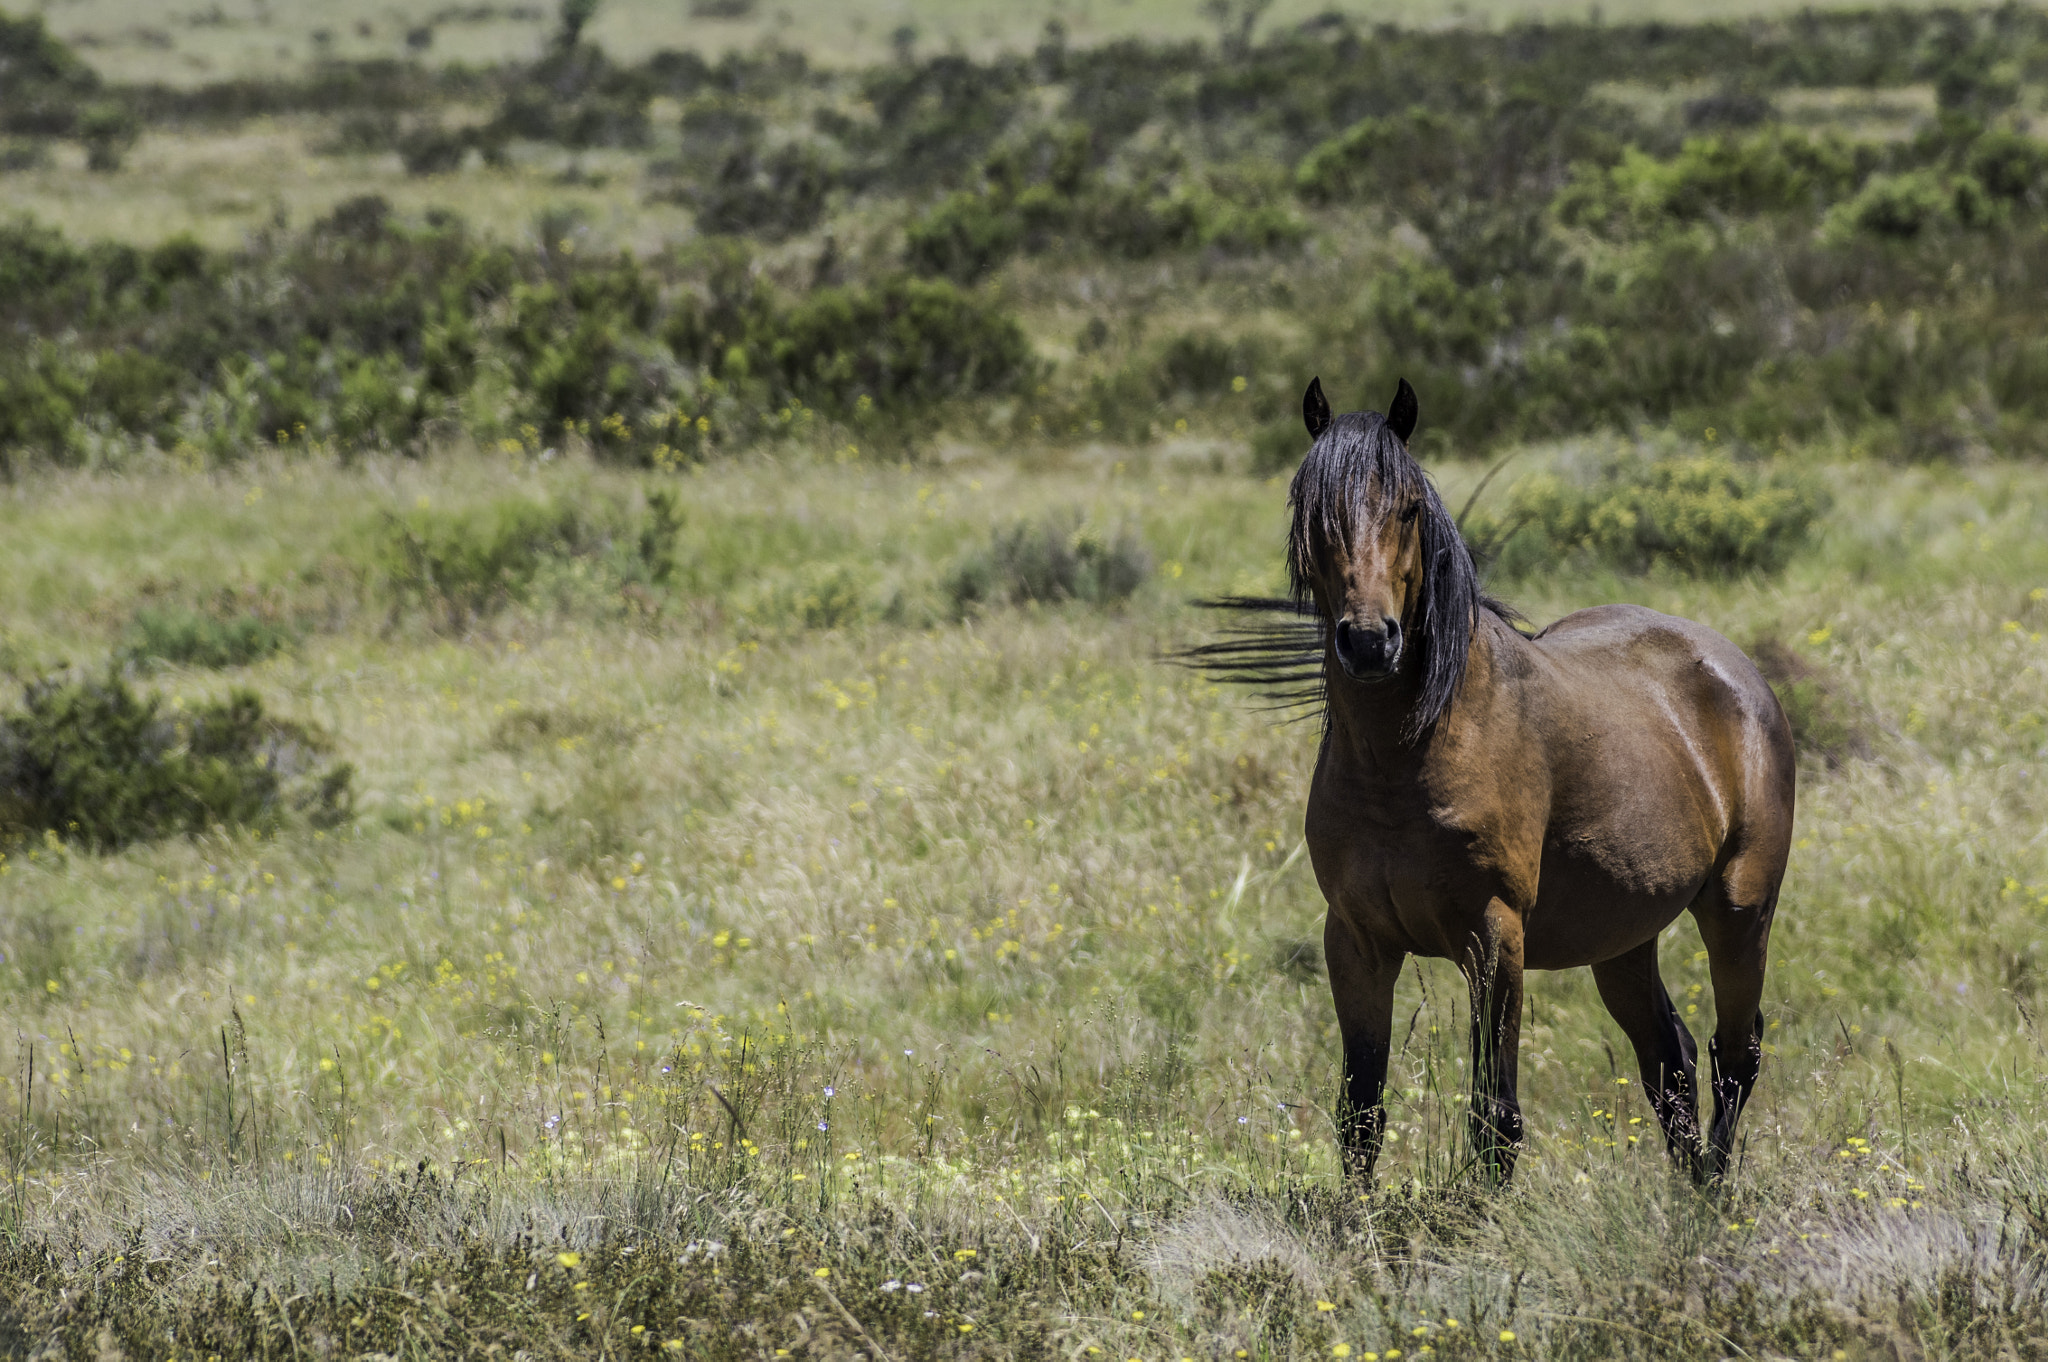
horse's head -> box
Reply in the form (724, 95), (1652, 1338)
(1288, 377), (1479, 738)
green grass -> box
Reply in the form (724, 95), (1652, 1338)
(3, 438), (2047, 1355)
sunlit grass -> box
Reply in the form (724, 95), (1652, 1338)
(2, 440), (2047, 1354)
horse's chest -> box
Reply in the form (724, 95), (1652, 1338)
(1305, 789), (1517, 952)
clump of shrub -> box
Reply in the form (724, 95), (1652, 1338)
(1473, 446), (1825, 577)
(947, 511), (1151, 611)
(1294, 109), (1470, 207)
(120, 606), (294, 671)
(1966, 128), (2048, 207)
(689, 143), (836, 239)
(741, 562), (873, 631)
(1748, 633), (1872, 766)
(0, 672), (352, 851)
(1824, 170), (1997, 240)
(1555, 128), (1863, 232)
(369, 494), (617, 627)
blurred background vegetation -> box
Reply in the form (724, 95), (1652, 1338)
(7, 0), (2048, 480)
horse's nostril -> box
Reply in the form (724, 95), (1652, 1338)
(1383, 616), (1401, 642)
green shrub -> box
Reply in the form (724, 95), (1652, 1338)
(0, 343), (86, 469)
(903, 191), (1023, 282)
(1367, 261), (1509, 368)
(397, 123), (471, 176)
(121, 607), (294, 671)
(1825, 170), (1983, 240)
(1749, 634), (1871, 766)
(0, 672), (352, 850)
(1556, 129), (1860, 230)
(1294, 110), (1468, 206)
(768, 276), (1034, 416)
(1248, 417), (1306, 475)
(1475, 447), (1824, 577)
(369, 495), (615, 626)
(1154, 332), (1245, 398)
(676, 95), (763, 166)
(1966, 128), (2048, 205)
(742, 563), (872, 632)
(77, 101), (136, 173)
(947, 511), (1151, 611)
(691, 144), (836, 239)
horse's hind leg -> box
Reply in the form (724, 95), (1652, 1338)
(1591, 939), (1702, 1175)
(1693, 867), (1781, 1182)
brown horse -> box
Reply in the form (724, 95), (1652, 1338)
(1191, 378), (1795, 1184)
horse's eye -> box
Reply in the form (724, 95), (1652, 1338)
(1399, 501), (1422, 524)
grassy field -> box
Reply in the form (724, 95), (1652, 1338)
(10, 0), (2048, 1354)
(38, 0), (1989, 85)
(2, 438), (2047, 1356)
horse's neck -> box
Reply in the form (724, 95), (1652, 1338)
(1322, 612), (1516, 782)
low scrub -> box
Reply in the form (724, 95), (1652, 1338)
(948, 510), (1152, 611)
(1749, 632), (1874, 765)
(0, 672), (352, 850)
(121, 606), (294, 671)
(1473, 446), (1825, 577)
(367, 494), (618, 627)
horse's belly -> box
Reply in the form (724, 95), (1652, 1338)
(1523, 839), (1710, 970)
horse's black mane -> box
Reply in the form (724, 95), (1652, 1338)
(1183, 407), (1515, 743)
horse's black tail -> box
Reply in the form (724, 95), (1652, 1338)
(1170, 596), (1328, 718)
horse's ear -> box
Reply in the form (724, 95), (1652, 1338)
(1303, 377), (1331, 439)
(1387, 377), (1418, 444)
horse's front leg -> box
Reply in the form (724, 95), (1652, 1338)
(1325, 912), (1403, 1185)
(1462, 899), (1526, 1185)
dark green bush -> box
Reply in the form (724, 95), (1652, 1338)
(1294, 110), (1469, 206)
(369, 495), (614, 626)
(1249, 417), (1306, 475)
(1473, 448), (1825, 578)
(0, 672), (352, 850)
(1749, 634), (1871, 766)
(1966, 128), (2048, 205)
(691, 144), (835, 239)
(1826, 170), (1981, 239)
(903, 190), (1023, 282)
(1155, 333), (1245, 398)
(947, 511), (1151, 611)
(767, 275), (1034, 416)
(0, 344), (85, 469)
(121, 607), (294, 671)
(677, 95), (764, 166)
(397, 123), (472, 176)
(78, 101), (137, 173)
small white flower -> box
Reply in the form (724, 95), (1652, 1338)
(881, 1280), (901, 1292)
(823, 1085), (836, 1098)
(906, 1283), (926, 1294)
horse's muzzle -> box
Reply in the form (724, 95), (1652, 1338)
(1334, 616), (1401, 682)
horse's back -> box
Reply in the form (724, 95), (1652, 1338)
(1517, 604), (1794, 965)
(1533, 604), (1787, 747)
